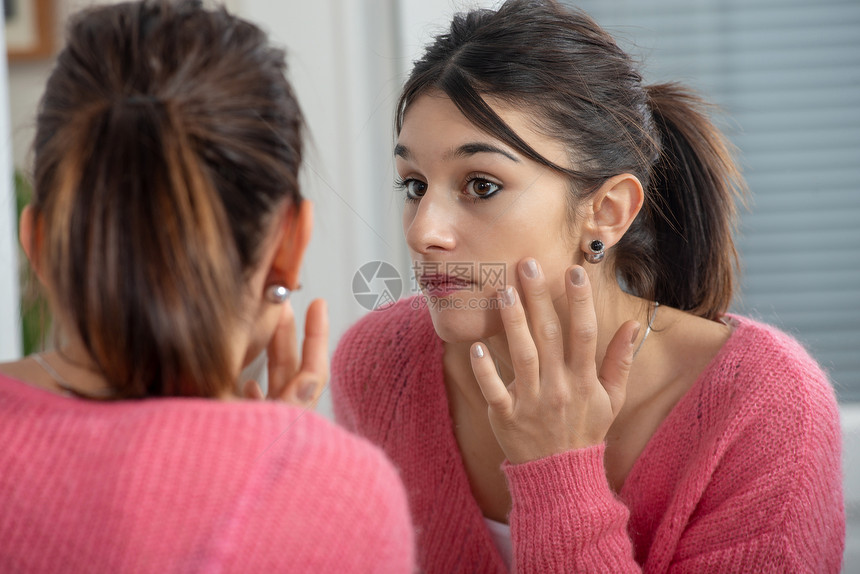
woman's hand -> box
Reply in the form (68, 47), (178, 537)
(243, 298), (329, 407)
(470, 259), (639, 464)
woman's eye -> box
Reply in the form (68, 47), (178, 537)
(399, 179), (427, 200)
(465, 178), (501, 199)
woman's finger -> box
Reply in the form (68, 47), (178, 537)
(498, 286), (541, 392)
(564, 266), (599, 379)
(470, 342), (513, 419)
(516, 258), (565, 370)
(266, 302), (299, 399)
(242, 379), (265, 400)
(289, 298), (329, 404)
(598, 320), (639, 416)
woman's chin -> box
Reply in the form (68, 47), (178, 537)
(424, 295), (503, 343)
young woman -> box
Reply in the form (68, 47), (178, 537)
(0, 1), (413, 571)
(331, 0), (844, 571)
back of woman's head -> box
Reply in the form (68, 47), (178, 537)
(398, 0), (745, 319)
(30, 0), (304, 398)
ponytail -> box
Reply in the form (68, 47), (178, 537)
(645, 83), (746, 320)
(31, 0), (305, 398)
(39, 98), (241, 398)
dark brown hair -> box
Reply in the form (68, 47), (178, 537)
(30, 0), (304, 398)
(397, 0), (745, 319)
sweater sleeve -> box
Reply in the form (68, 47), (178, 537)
(503, 319), (844, 574)
(503, 407), (843, 574)
(504, 444), (641, 573)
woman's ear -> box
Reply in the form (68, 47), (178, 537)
(271, 199), (313, 290)
(19, 205), (44, 281)
(582, 173), (644, 251)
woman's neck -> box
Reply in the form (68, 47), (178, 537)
(40, 341), (114, 397)
(26, 342), (240, 401)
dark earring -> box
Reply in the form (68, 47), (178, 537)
(584, 239), (605, 264)
(264, 284), (290, 304)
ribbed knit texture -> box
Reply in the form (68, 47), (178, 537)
(0, 375), (415, 573)
(331, 296), (844, 573)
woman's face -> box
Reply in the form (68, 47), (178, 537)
(396, 93), (584, 342)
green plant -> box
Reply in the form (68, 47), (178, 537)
(14, 170), (50, 355)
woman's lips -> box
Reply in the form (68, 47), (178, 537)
(419, 273), (472, 297)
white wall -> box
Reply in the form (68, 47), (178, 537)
(0, 8), (21, 362)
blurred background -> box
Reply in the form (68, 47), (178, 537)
(2, 0), (858, 568)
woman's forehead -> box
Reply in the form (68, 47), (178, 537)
(397, 92), (570, 169)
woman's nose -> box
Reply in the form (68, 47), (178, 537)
(404, 190), (456, 254)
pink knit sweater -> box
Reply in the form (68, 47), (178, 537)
(332, 296), (844, 573)
(0, 373), (415, 572)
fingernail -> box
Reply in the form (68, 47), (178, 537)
(501, 286), (516, 307)
(630, 324), (641, 345)
(297, 381), (316, 403)
(569, 267), (586, 286)
(473, 344), (484, 359)
(521, 259), (539, 279)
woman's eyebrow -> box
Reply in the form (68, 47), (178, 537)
(449, 142), (520, 162)
(394, 142), (520, 163)
(394, 143), (410, 159)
